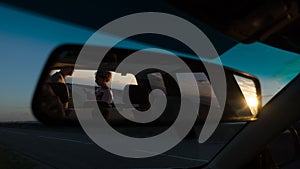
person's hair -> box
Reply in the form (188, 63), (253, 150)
(61, 66), (74, 71)
(95, 70), (112, 82)
(60, 66), (74, 76)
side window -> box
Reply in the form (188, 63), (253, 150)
(110, 72), (138, 90)
(147, 72), (166, 92)
(176, 72), (213, 104)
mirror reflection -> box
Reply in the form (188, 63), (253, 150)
(33, 45), (262, 126)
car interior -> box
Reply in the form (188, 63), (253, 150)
(1, 0), (300, 168)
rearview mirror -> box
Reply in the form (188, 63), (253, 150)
(32, 44), (262, 125)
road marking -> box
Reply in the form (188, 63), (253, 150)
(38, 136), (93, 145)
(135, 149), (208, 162)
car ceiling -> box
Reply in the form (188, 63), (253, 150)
(1, 0), (300, 55)
(168, 0), (300, 54)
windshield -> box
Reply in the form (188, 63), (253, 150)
(1, 1), (300, 168)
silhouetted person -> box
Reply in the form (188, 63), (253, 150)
(48, 66), (74, 116)
(95, 70), (113, 119)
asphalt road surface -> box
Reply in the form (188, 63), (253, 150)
(0, 123), (242, 169)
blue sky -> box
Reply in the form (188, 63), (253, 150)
(0, 4), (93, 121)
(0, 3), (300, 121)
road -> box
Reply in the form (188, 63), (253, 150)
(0, 123), (242, 169)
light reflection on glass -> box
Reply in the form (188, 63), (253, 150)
(234, 75), (259, 116)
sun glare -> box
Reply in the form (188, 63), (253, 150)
(234, 75), (259, 116)
(245, 97), (258, 107)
